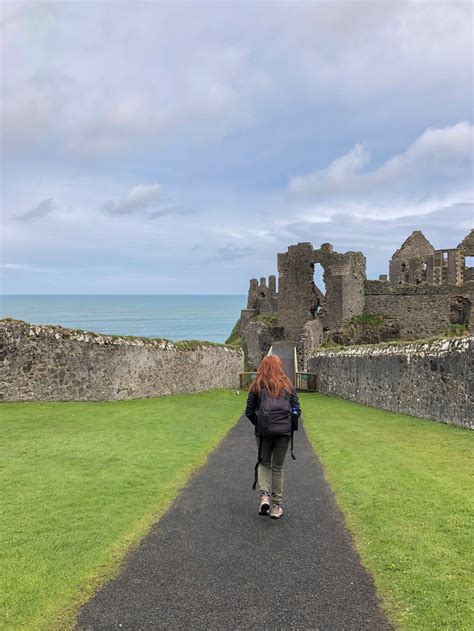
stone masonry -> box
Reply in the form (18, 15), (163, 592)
(234, 228), (474, 369)
(277, 242), (366, 339)
(0, 320), (244, 402)
(307, 337), (473, 429)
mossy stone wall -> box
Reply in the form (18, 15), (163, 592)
(308, 337), (473, 429)
(0, 320), (244, 402)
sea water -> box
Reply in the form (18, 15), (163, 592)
(0, 295), (246, 343)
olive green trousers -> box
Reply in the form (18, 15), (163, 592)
(255, 434), (290, 505)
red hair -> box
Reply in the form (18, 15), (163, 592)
(250, 355), (293, 398)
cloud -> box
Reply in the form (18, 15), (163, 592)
(16, 198), (56, 221)
(102, 184), (162, 215)
(204, 242), (254, 263)
(0, 262), (56, 273)
(283, 202), (473, 245)
(288, 122), (473, 214)
(100, 185), (195, 220)
(279, 201), (473, 278)
(147, 206), (195, 220)
(3, 2), (471, 157)
(2, 83), (55, 151)
(67, 45), (268, 156)
(7, 2), (470, 159)
(2, 2), (473, 295)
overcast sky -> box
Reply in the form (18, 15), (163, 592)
(1, 1), (473, 294)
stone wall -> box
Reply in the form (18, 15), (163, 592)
(244, 321), (284, 369)
(364, 282), (474, 338)
(331, 317), (400, 346)
(316, 246), (366, 330)
(277, 243), (320, 340)
(0, 320), (244, 402)
(277, 242), (366, 341)
(297, 319), (324, 370)
(307, 337), (473, 429)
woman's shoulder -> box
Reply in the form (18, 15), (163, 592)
(247, 387), (260, 399)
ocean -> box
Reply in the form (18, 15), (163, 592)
(0, 295), (246, 344)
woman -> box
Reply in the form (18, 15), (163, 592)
(244, 355), (301, 519)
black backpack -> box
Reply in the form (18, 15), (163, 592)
(255, 389), (292, 437)
(252, 388), (296, 490)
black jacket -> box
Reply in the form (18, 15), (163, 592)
(245, 386), (301, 430)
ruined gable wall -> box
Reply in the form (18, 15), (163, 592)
(458, 229), (474, 255)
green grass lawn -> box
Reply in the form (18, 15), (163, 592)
(3, 389), (472, 631)
(300, 393), (474, 631)
(0, 390), (244, 631)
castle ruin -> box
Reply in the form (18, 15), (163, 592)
(236, 229), (474, 369)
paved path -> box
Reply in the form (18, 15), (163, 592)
(76, 416), (392, 630)
(269, 341), (297, 382)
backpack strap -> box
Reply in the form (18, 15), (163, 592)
(290, 429), (296, 460)
(252, 434), (263, 490)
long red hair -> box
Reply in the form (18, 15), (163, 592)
(250, 355), (293, 398)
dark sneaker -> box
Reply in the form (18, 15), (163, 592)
(259, 492), (271, 516)
(270, 503), (283, 519)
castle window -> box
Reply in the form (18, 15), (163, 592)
(312, 262), (326, 297)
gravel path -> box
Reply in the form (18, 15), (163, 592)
(76, 415), (392, 630)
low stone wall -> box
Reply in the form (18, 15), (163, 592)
(307, 337), (473, 429)
(0, 319), (244, 402)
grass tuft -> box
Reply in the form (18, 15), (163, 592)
(173, 339), (227, 350)
(251, 313), (279, 326)
(446, 324), (468, 337)
(351, 313), (385, 326)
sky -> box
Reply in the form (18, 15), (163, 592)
(1, 0), (473, 295)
